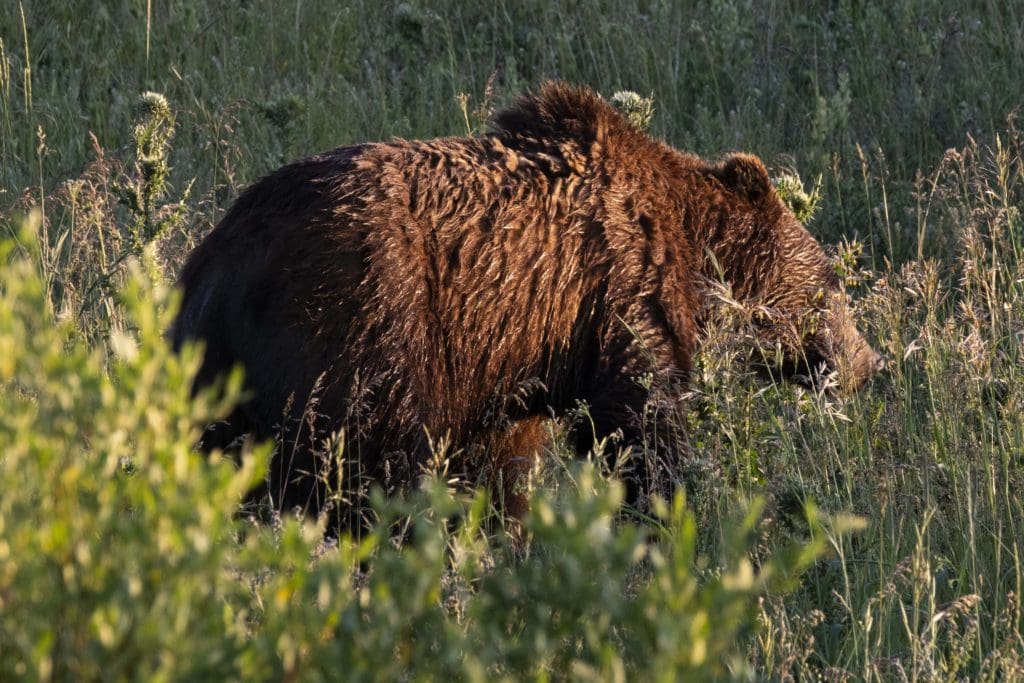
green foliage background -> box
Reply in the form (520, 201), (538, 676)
(1, 0), (1023, 680)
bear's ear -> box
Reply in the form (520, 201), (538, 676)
(715, 153), (772, 204)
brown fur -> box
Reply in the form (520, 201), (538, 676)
(173, 82), (881, 520)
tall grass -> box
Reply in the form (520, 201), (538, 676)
(1, 0), (1023, 679)
(3, 1), (1022, 262)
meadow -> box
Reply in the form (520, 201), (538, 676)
(1, 0), (1023, 679)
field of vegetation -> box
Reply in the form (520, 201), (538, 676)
(2, 0), (1023, 679)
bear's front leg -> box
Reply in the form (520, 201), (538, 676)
(573, 364), (687, 515)
(475, 415), (552, 523)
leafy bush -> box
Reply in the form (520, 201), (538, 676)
(0, 212), (260, 679)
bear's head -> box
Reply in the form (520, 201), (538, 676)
(714, 154), (884, 392)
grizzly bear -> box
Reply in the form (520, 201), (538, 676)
(172, 82), (881, 522)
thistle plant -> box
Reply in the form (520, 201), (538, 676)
(117, 91), (191, 255)
(611, 90), (655, 131)
(78, 92), (193, 322)
(773, 172), (822, 223)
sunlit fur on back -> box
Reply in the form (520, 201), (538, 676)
(173, 82), (880, 520)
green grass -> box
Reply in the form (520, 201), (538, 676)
(2, 0), (1024, 679)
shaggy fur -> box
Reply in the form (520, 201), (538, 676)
(173, 82), (881, 519)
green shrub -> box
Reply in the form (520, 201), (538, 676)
(0, 212), (261, 679)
